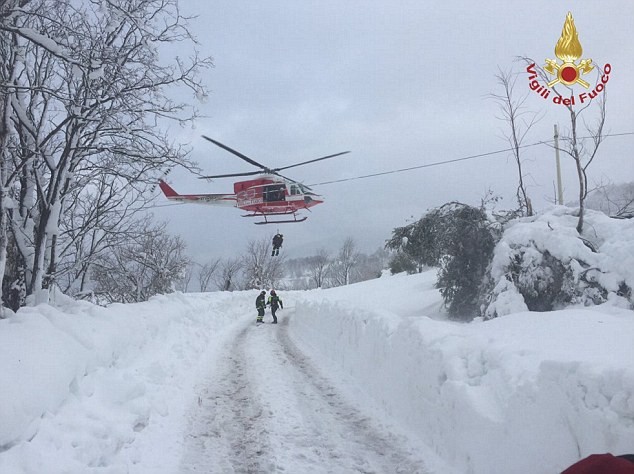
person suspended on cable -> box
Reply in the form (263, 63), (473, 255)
(272, 233), (283, 256)
(266, 289), (283, 324)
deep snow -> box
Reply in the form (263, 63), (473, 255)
(1, 271), (633, 473)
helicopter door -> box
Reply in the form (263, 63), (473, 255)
(263, 184), (285, 202)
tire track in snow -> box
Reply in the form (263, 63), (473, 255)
(181, 309), (431, 473)
(180, 324), (274, 474)
(269, 313), (432, 474)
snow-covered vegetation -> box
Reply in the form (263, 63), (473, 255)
(386, 201), (500, 319)
(482, 207), (634, 318)
(387, 203), (634, 322)
(0, 0), (211, 311)
(1, 271), (632, 473)
(2, 1), (632, 472)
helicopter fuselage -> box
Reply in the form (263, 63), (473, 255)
(234, 175), (323, 216)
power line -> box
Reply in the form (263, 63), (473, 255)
(144, 131), (634, 209)
(148, 202), (186, 209)
(129, 201), (186, 212)
(308, 131), (634, 187)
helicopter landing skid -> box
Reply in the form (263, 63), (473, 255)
(253, 216), (307, 225)
(243, 211), (308, 224)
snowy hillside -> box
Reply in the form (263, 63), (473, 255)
(1, 271), (633, 473)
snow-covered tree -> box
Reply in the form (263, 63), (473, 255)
(389, 203), (500, 320)
(0, 0), (29, 315)
(0, 0), (211, 307)
(434, 204), (499, 319)
(386, 214), (447, 274)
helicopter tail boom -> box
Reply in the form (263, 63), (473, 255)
(158, 180), (237, 207)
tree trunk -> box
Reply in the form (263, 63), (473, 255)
(29, 206), (50, 297)
(0, 97), (9, 308)
(569, 107), (585, 234)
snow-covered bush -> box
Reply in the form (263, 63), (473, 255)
(481, 207), (634, 319)
(388, 202), (500, 320)
(387, 250), (419, 274)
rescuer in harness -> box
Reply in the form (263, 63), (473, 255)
(272, 233), (283, 256)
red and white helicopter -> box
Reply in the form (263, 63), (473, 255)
(159, 136), (350, 225)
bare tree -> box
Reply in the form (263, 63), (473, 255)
(241, 237), (285, 290)
(567, 90), (607, 233)
(198, 258), (221, 292)
(490, 68), (541, 216)
(91, 218), (189, 303)
(330, 237), (360, 287)
(214, 258), (243, 292)
(522, 58), (608, 233)
(306, 248), (331, 288)
(56, 174), (157, 295)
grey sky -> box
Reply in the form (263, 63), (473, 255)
(154, 0), (634, 262)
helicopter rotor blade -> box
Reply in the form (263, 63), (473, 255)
(198, 170), (262, 179)
(201, 135), (269, 171)
(274, 151), (350, 172)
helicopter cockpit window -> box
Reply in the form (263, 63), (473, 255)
(290, 184), (300, 196)
(264, 184), (285, 202)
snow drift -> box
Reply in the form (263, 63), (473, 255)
(290, 272), (634, 474)
(0, 291), (247, 473)
(1, 258), (632, 473)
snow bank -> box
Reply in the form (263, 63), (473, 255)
(1, 268), (632, 473)
(0, 291), (247, 473)
(289, 271), (634, 474)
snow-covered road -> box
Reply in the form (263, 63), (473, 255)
(180, 310), (431, 474)
(2, 271), (632, 473)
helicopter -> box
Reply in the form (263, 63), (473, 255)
(158, 135), (350, 225)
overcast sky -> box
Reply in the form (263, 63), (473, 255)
(153, 0), (634, 263)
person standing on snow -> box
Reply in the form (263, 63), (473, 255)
(266, 289), (283, 324)
(271, 233), (283, 256)
(255, 290), (267, 323)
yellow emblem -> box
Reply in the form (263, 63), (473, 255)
(544, 12), (594, 88)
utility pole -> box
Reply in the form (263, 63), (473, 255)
(554, 124), (564, 205)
